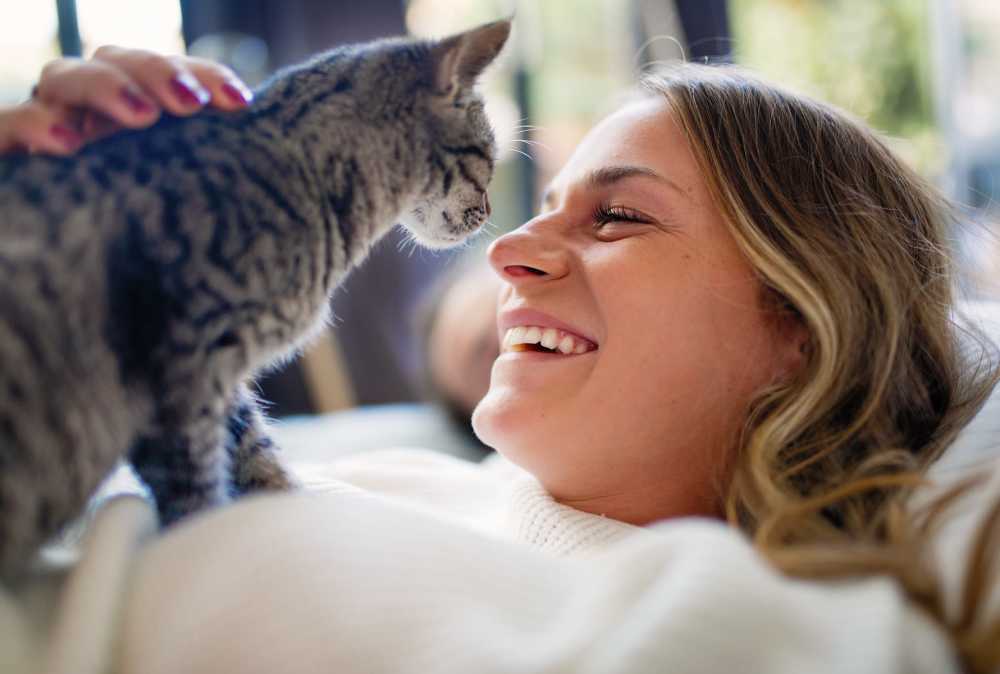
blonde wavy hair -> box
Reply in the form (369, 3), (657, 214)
(642, 64), (1000, 673)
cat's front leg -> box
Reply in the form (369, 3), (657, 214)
(225, 382), (297, 495)
(129, 392), (231, 526)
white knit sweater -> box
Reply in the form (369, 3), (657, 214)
(297, 447), (646, 554)
(0, 448), (961, 674)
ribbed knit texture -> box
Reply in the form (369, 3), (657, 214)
(504, 476), (644, 556)
(298, 448), (647, 555)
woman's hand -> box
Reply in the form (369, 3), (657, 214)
(0, 47), (255, 156)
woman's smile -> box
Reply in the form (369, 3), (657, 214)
(498, 307), (599, 354)
(492, 339), (598, 392)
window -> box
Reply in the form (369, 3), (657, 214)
(731, 0), (1000, 297)
(0, 0), (183, 105)
(75, 0), (183, 55)
(0, 3), (59, 103)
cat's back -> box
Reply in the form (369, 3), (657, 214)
(0, 149), (111, 333)
(0, 136), (136, 264)
(0, 112), (230, 261)
(0, 117), (206, 346)
(0, 150), (94, 232)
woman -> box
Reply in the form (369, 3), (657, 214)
(2, 47), (999, 674)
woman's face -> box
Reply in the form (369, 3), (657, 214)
(472, 98), (802, 524)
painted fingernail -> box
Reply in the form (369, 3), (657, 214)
(121, 86), (154, 114)
(170, 73), (210, 107)
(222, 81), (253, 106)
(50, 124), (82, 147)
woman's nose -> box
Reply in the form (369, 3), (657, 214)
(487, 216), (570, 284)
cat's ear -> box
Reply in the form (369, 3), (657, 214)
(430, 19), (512, 98)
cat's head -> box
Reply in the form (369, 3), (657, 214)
(393, 20), (511, 249)
(272, 20), (510, 248)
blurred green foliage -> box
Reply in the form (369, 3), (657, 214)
(729, 0), (942, 172)
(528, 0), (632, 124)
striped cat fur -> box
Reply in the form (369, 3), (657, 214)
(0, 19), (510, 579)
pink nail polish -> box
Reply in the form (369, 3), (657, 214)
(170, 74), (210, 107)
(222, 81), (253, 106)
(50, 124), (81, 147)
(121, 87), (154, 114)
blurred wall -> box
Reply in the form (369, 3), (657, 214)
(182, 0), (405, 67)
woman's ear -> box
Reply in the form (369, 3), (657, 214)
(774, 311), (810, 383)
(768, 298), (812, 383)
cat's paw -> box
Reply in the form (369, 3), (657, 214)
(232, 452), (299, 494)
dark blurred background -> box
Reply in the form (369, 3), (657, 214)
(2, 0), (998, 419)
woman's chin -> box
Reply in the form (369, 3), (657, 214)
(472, 388), (543, 452)
(470, 392), (504, 449)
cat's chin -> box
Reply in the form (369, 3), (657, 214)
(397, 211), (484, 250)
(405, 228), (477, 250)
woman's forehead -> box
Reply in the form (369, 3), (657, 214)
(542, 98), (700, 206)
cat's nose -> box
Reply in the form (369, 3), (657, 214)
(483, 192), (492, 216)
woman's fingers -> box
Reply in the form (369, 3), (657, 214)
(93, 47), (252, 114)
(92, 46), (209, 116)
(0, 101), (84, 156)
(35, 57), (161, 130)
(1, 48), (255, 157)
(179, 56), (255, 110)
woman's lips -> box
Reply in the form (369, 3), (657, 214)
(498, 348), (597, 360)
(497, 307), (598, 347)
(501, 326), (596, 355)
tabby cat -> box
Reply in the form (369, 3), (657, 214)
(0, 19), (510, 579)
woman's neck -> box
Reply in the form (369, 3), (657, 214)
(548, 479), (724, 526)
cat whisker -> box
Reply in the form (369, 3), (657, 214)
(395, 231), (419, 255)
(397, 230), (429, 260)
(510, 138), (549, 151)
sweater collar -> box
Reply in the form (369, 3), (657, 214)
(503, 476), (646, 556)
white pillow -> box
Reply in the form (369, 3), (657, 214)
(930, 300), (1000, 478)
(920, 300), (1000, 620)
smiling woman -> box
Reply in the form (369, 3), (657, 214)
(474, 96), (804, 524)
(476, 64), (1000, 672)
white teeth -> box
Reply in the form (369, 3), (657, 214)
(502, 325), (596, 355)
(540, 328), (559, 349)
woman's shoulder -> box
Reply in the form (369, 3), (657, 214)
(587, 517), (959, 673)
(292, 447), (517, 536)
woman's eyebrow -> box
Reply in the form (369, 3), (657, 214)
(539, 164), (687, 211)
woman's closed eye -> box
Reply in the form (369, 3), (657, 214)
(592, 203), (654, 237)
